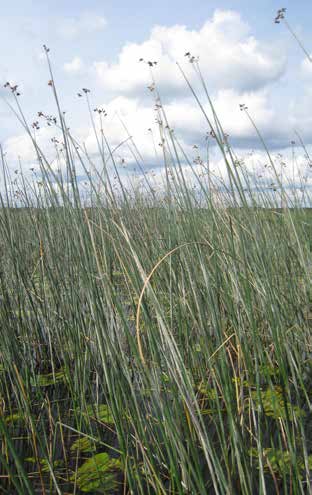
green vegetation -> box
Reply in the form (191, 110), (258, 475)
(1, 14), (312, 493)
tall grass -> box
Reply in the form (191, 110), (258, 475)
(0, 32), (312, 494)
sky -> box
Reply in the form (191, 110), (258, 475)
(1, 0), (312, 195)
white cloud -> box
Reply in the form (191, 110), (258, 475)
(301, 55), (312, 77)
(78, 86), (304, 169)
(4, 109), (312, 203)
(4, 127), (60, 169)
(5, 133), (37, 163)
(64, 56), (84, 74)
(212, 89), (277, 141)
(83, 96), (160, 163)
(59, 12), (107, 39)
(94, 9), (286, 96)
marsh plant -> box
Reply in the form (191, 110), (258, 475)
(1, 9), (312, 494)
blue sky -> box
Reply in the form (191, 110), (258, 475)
(1, 1), (312, 191)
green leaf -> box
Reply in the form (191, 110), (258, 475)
(71, 453), (121, 493)
(249, 448), (312, 479)
(25, 457), (63, 473)
(197, 383), (218, 400)
(259, 364), (280, 377)
(85, 404), (115, 425)
(4, 412), (24, 425)
(71, 437), (97, 454)
(31, 369), (66, 387)
(251, 386), (305, 420)
(161, 372), (170, 383)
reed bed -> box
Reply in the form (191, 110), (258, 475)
(1, 33), (312, 494)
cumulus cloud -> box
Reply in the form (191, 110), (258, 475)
(71, 85), (311, 174)
(4, 111), (312, 204)
(63, 56), (84, 74)
(4, 126), (65, 173)
(5, 133), (37, 163)
(83, 96), (161, 164)
(88, 89), (285, 151)
(4, 7), (312, 190)
(301, 55), (312, 77)
(94, 9), (286, 96)
(59, 12), (107, 39)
